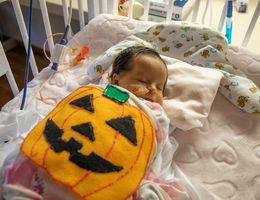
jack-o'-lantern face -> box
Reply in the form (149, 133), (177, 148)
(22, 85), (155, 200)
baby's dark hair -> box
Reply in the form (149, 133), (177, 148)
(111, 46), (167, 77)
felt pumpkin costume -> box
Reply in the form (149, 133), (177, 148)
(21, 85), (155, 200)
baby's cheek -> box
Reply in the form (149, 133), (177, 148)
(156, 93), (164, 105)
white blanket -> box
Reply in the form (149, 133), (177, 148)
(1, 14), (260, 200)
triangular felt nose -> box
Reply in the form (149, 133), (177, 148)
(70, 94), (94, 112)
(71, 122), (95, 141)
(106, 116), (137, 145)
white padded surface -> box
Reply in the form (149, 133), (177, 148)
(1, 14), (260, 200)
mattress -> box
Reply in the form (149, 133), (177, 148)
(1, 14), (260, 200)
(174, 45), (260, 200)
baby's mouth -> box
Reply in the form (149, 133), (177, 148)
(144, 98), (153, 102)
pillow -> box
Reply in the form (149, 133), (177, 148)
(162, 55), (223, 131)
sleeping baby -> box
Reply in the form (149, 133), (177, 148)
(110, 46), (189, 199)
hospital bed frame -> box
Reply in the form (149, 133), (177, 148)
(0, 0), (259, 97)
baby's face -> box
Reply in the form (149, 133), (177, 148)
(112, 55), (167, 105)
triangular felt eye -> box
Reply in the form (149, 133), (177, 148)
(70, 94), (94, 112)
(71, 122), (95, 141)
(106, 116), (137, 145)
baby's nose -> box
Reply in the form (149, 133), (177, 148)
(147, 85), (156, 94)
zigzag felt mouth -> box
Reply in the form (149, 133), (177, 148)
(44, 119), (123, 173)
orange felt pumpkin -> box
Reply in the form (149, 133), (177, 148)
(21, 85), (155, 200)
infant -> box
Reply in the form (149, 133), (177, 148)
(109, 46), (188, 199)
(111, 46), (168, 105)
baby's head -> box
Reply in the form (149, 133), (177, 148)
(111, 46), (167, 105)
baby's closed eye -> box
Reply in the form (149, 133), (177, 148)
(139, 80), (147, 83)
(157, 86), (163, 91)
(136, 78), (147, 84)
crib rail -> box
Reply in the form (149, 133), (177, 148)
(11, 0), (39, 77)
(242, 0), (260, 47)
(0, 41), (19, 96)
(0, 0), (259, 98)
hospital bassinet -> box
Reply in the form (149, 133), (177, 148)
(0, 1), (260, 199)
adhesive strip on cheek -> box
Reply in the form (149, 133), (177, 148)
(128, 85), (149, 95)
(133, 88), (149, 95)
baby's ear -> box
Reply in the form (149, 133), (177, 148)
(112, 74), (119, 85)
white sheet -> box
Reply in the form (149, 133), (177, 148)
(174, 45), (260, 200)
(1, 14), (260, 200)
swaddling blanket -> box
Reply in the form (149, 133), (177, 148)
(87, 22), (260, 114)
(1, 85), (156, 200)
(1, 84), (201, 200)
